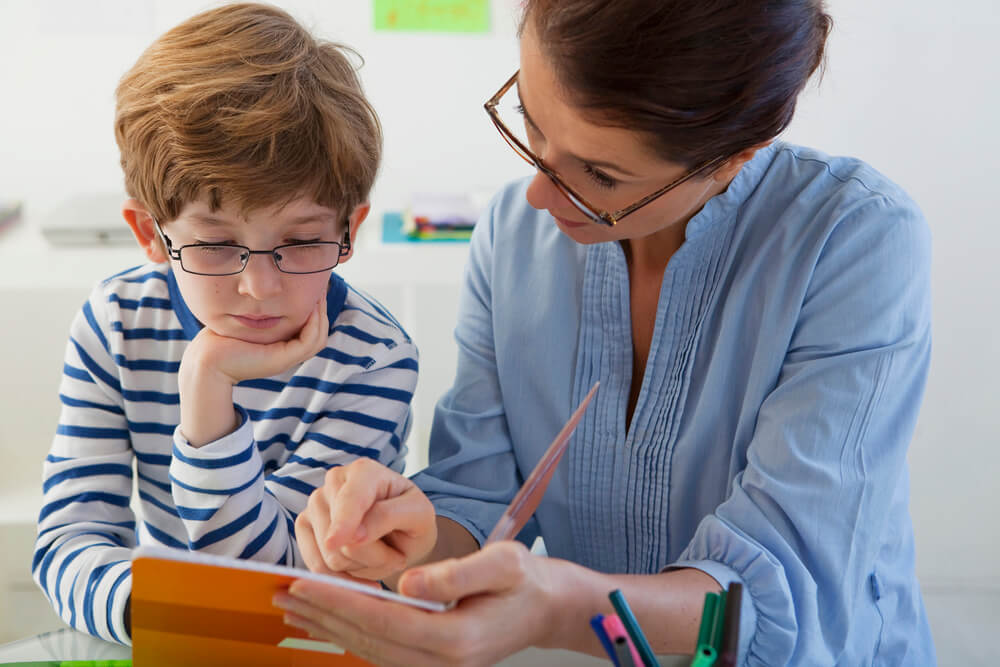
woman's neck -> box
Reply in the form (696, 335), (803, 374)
(622, 172), (732, 272)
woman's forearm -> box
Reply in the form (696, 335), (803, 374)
(549, 561), (722, 657)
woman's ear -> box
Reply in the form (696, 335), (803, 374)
(712, 140), (774, 183)
(122, 199), (167, 263)
(338, 202), (371, 265)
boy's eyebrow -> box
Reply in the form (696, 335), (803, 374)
(186, 213), (233, 227)
(516, 91), (640, 179)
(185, 212), (339, 226)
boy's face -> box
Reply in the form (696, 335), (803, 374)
(156, 196), (354, 345)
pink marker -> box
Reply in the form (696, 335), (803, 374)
(603, 613), (643, 667)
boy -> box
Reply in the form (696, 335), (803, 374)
(32, 3), (417, 645)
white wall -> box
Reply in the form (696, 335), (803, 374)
(0, 0), (997, 590)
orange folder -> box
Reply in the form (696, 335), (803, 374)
(131, 546), (445, 667)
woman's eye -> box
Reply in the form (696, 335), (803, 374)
(583, 164), (617, 189)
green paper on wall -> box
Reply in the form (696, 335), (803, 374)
(374, 0), (490, 33)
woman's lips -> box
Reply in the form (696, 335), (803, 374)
(232, 314), (282, 329)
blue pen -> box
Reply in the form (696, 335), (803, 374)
(590, 613), (620, 666)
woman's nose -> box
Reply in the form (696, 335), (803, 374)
(524, 170), (568, 213)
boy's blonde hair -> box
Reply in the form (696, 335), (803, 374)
(115, 3), (381, 225)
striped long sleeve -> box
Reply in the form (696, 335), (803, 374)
(33, 265), (417, 644)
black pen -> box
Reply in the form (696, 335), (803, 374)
(717, 583), (743, 667)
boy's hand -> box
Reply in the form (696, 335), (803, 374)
(178, 297), (329, 446)
(296, 458), (437, 582)
(186, 296), (329, 385)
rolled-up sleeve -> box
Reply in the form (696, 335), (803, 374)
(669, 196), (932, 664)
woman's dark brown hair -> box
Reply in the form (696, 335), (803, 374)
(522, 0), (832, 168)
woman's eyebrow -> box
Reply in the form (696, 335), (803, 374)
(517, 92), (639, 179)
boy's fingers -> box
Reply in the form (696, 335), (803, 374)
(338, 540), (407, 579)
(326, 461), (394, 544)
(295, 515), (365, 575)
(357, 492), (434, 544)
(296, 515), (340, 577)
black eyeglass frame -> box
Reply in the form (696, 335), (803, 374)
(484, 70), (730, 227)
(151, 217), (351, 276)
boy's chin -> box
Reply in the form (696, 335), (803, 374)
(210, 322), (297, 345)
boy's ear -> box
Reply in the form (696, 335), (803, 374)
(122, 199), (167, 263)
(338, 201), (370, 265)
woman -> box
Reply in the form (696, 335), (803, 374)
(274, 0), (935, 664)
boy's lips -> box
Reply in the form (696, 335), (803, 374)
(232, 314), (282, 329)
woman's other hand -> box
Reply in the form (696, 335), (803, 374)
(276, 541), (577, 667)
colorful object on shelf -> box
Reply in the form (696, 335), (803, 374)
(374, 0), (490, 33)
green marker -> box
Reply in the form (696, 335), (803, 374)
(690, 644), (718, 667)
(711, 590), (728, 652)
(691, 592), (720, 666)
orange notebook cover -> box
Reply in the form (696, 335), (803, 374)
(131, 545), (446, 667)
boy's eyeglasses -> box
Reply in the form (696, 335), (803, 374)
(152, 218), (350, 276)
(484, 70), (728, 227)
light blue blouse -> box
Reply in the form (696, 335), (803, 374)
(412, 142), (935, 665)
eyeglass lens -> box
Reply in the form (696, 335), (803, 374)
(492, 83), (607, 224)
(178, 244), (342, 275)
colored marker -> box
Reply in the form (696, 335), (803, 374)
(613, 636), (638, 667)
(590, 613), (620, 666)
(608, 589), (658, 667)
(693, 591), (720, 666)
(717, 583), (743, 667)
(603, 613), (643, 667)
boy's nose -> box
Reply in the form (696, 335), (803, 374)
(237, 252), (283, 300)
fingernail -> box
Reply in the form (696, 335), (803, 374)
(353, 525), (366, 542)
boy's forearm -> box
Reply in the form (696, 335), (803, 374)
(178, 363), (239, 447)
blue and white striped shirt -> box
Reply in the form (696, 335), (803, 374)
(33, 264), (417, 645)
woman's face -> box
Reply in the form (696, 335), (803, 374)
(516, 21), (736, 245)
